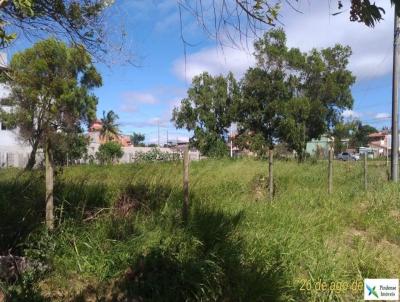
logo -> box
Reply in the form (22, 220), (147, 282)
(364, 279), (399, 301)
(366, 284), (379, 299)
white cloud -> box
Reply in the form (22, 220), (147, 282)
(122, 92), (158, 104)
(375, 112), (391, 119)
(283, 0), (392, 80)
(172, 0), (393, 82)
(342, 109), (361, 119)
(172, 46), (255, 81)
(120, 103), (138, 113)
(121, 117), (170, 128)
(120, 91), (159, 113)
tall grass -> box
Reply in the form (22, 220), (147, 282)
(0, 159), (398, 301)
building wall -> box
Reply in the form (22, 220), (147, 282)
(306, 135), (332, 158)
(0, 84), (34, 168)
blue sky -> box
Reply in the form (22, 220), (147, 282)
(4, 0), (396, 143)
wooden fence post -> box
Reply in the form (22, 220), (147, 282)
(328, 148), (333, 194)
(268, 149), (273, 200)
(364, 153), (368, 190)
(386, 151), (389, 168)
(182, 146), (189, 223)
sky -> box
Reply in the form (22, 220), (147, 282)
(3, 0), (397, 144)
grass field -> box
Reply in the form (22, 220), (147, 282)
(0, 159), (399, 301)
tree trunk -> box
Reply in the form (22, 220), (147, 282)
(45, 141), (54, 230)
(297, 149), (306, 163)
(25, 139), (39, 170)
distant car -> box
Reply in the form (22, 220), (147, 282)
(351, 153), (360, 161)
(337, 152), (352, 161)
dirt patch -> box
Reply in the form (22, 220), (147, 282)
(114, 192), (142, 218)
(357, 201), (370, 214)
(39, 274), (99, 301)
(346, 227), (369, 239)
(251, 173), (276, 201)
(390, 210), (400, 222)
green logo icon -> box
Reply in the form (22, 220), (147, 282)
(366, 284), (379, 298)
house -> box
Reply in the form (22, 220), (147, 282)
(0, 53), (34, 168)
(306, 135), (334, 158)
(88, 119), (132, 147)
(87, 120), (132, 158)
(367, 131), (391, 157)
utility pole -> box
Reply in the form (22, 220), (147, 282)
(391, 6), (400, 182)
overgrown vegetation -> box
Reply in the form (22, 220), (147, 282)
(0, 159), (398, 301)
(133, 148), (180, 162)
(173, 29), (355, 159)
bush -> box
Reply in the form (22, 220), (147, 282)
(96, 142), (123, 164)
(134, 148), (180, 162)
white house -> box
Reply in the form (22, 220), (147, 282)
(0, 53), (33, 168)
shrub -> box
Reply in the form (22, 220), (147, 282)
(96, 142), (123, 164)
(134, 148), (180, 162)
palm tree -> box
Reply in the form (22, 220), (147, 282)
(100, 110), (120, 142)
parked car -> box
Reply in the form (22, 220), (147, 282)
(351, 153), (360, 161)
(337, 152), (352, 161)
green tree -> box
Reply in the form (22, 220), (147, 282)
(332, 121), (354, 152)
(172, 72), (240, 157)
(277, 97), (311, 160)
(235, 67), (287, 156)
(350, 121), (378, 148)
(236, 29), (355, 160)
(52, 131), (89, 166)
(131, 132), (145, 146)
(96, 141), (123, 164)
(0, 0), (113, 55)
(3, 38), (102, 229)
(100, 110), (120, 142)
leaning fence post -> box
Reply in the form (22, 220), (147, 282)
(182, 146), (189, 223)
(364, 153), (368, 190)
(268, 148), (274, 200)
(328, 148), (333, 194)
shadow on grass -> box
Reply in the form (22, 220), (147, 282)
(0, 174), (175, 253)
(0, 175), (44, 254)
(0, 174), (298, 301)
(0, 177), (113, 253)
(74, 204), (292, 301)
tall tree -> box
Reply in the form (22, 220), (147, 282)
(52, 131), (90, 166)
(332, 121), (356, 152)
(3, 38), (102, 229)
(172, 72), (240, 157)
(235, 67), (287, 155)
(100, 110), (120, 142)
(350, 120), (378, 148)
(235, 29), (355, 160)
